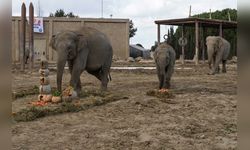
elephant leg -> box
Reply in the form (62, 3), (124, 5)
(100, 58), (112, 91)
(212, 53), (223, 75)
(157, 67), (166, 89)
(212, 55), (216, 74)
(68, 60), (74, 75)
(68, 60), (82, 93)
(70, 70), (82, 95)
(208, 54), (219, 75)
(88, 69), (109, 91)
(222, 60), (227, 73)
(215, 65), (220, 73)
(70, 58), (86, 95)
(100, 66), (111, 91)
(208, 61), (212, 69)
(77, 78), (82, 91)
(208, 55), (215, 75)
(165, 65), (174, 89)
(165, 77), (170, 89)
(159, 74), (165, 89)
(100, 73), (109, 91)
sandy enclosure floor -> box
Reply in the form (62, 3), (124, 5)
(12, 63), (237, 150)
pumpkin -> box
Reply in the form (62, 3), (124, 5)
(52, 96), (62, 103)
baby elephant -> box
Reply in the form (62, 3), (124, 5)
(153, 42), (176, 89)
(206, 36), (230, 75)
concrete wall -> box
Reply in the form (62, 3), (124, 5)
(12, 17), (130, 63)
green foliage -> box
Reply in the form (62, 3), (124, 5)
(129, 20), (137, 38)
(52, 90), (61, 97)
(156, 8), (237, 60)
(49, 9), (79, 18)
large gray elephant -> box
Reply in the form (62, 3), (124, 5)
(206, 36), (230, 75)
(153, 42), (176, 89)
(50, 27), (113, 94)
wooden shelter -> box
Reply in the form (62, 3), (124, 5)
(155, 17), (237, 65)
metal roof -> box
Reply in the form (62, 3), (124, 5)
(155, 17), (237, 29)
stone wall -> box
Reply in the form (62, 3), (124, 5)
(12, 17), (130, 63)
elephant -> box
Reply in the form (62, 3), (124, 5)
(206, 36), (230, 75)
(153, 42), (176, 89)
(50, 27), (113, 95)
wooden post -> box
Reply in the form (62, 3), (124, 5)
(49, 19), (53, 61)
(157, 24), (160, 45)
(195, 20), (199, 65)
(14, 20), (19, 62)
(189, 5), (191, 17)
(202, 27), (206, 63)
(29, 2), (34, 70)
(181, 25), (185, 64)
(209, 9), (212, 19)
(20, 3), (26, 71)
(219, 23), (223, 37)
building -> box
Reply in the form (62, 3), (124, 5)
(12, 17), (130, 63)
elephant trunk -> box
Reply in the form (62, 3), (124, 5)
(56, 58), (67, 92)
(207, 48), (213, 68)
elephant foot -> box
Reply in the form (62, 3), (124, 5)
(222, 69), (226, 73)
(159, 88), (169, 93)
(207, 72), (215, 75)
(100, 86), (108, 91)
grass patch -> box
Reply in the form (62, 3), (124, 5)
(12, 90), (129, 122)
(12, 86), (40, 99)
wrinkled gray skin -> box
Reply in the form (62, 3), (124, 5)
(206, 36), (230, 75)
(50, 27), (113, 94)
(153, 42), (176, 89)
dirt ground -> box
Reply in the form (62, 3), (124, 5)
(12, 62), (237, 150)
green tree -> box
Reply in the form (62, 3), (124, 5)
(67, 12), (78, 18)
(173, 8), (237, 59)
(49, 9), (78, 18)
(129, 20), (137, 38)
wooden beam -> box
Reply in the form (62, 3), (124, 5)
(157, 24), (160, 45)
(219, 23), (223, 37)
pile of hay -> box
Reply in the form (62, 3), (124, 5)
(146, 89), (174, 99)
(12, 90), (128, 122)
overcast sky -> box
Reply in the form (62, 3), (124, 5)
(12, 0), (237, 48)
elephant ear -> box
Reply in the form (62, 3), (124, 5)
(76, 34), (88, 52)
(206, 36), (212, 46)
(49, 35), (57, 50)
